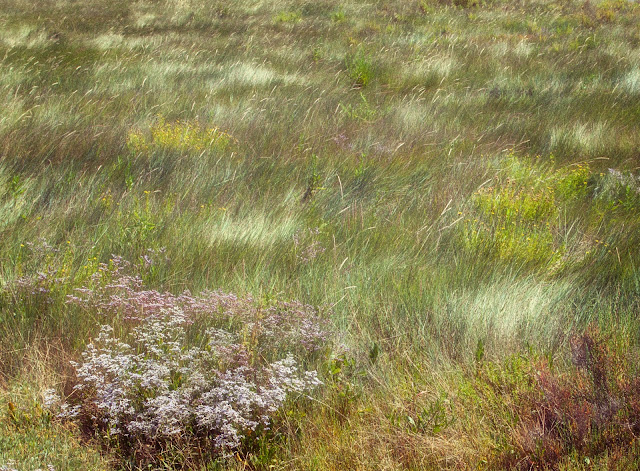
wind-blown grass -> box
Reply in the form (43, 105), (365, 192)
(1, 0), (640, 468)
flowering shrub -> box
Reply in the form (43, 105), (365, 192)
(56, 256), (327, 465)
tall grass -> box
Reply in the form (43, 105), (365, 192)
(1, 0), (640, 468)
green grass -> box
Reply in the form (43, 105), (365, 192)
(0, 356), (111, 470)
(1, 0), (640, 468)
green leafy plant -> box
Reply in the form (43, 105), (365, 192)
(331, 8), (346, 23)
(339, 92), (377, 122)
(345, 49), (374, 88)
(274, 11), (302, 23)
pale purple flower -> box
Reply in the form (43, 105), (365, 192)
(53, 254), (327, 459)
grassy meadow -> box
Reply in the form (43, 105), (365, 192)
(1, 0), (640, 468)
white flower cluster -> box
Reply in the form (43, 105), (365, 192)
(62, 309), (321, 454)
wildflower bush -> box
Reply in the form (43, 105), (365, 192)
(55, 256), (327, 466)
(553, 163), (592, 200)
(467, 180), (559, 264)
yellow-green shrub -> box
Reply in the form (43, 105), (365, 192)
(127, 117), (236, 156)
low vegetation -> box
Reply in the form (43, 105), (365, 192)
(1, 0), (640, 468)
